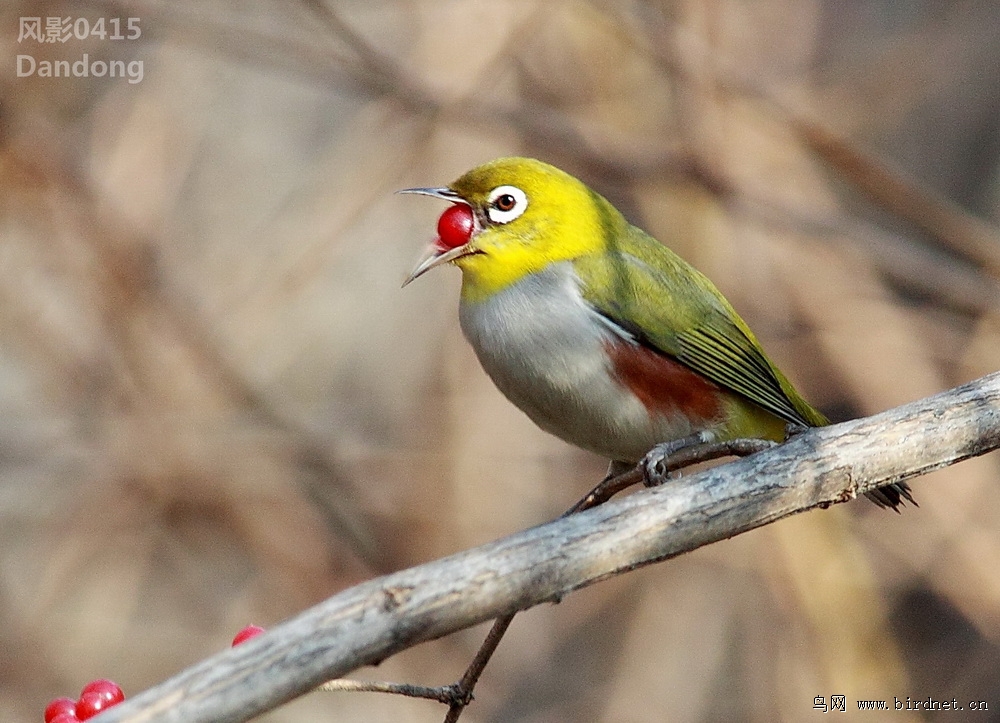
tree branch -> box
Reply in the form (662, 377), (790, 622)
(94, 372), (1000, 723)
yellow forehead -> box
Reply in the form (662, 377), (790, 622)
(451, 157), (584, 205)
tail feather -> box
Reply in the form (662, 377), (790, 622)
(865, 482), (917, 513)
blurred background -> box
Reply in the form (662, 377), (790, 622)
(2, 0), (1000, 721)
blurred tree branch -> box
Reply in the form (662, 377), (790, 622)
(94, 371), (1000, 723)
(800, 121), (1000, 276)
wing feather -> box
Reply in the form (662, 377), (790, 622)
(575, 222), (825, 428)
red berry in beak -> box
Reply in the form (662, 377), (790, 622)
(437, 204), (474, 249)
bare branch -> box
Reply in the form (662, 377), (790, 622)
(93, 372), (1000, 723)
(798, 122), (1000, 277)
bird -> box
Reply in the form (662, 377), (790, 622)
(401, 157), (914, 511)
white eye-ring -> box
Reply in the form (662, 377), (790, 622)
(486, 185), (528, 224)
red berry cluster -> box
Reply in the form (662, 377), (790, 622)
(44, 680), (125, 722)
(43, 625), (265, 721)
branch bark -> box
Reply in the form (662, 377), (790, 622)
(94, 372), (1000, 723)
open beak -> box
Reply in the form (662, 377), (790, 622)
(403, 243), (476, 286)
(398, 186), (478, 287)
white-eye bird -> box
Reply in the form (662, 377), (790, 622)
(402, 157), (913, 510)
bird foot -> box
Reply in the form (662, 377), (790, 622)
(641, 432), (713, 486)
(642, 435), (777, 487)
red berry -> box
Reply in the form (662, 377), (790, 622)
(79, 679), (125, 706)
(436, 204), (474, 249)
(75, 693), (108, 721)
(75, 680), (124, 720)
(48, 714), (80, 723)
(232, 624), (266, 646)
(44, 697), (77, 722)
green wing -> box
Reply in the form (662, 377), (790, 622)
(575, 222), (827, 428)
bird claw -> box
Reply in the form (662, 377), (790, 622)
(642, 444), (683, 486)
(641, 432), (712, 487)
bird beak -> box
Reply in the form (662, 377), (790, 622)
(398, 186), (477, 287)
(397, 187), (463, 202)
(402, 242), (476, 286)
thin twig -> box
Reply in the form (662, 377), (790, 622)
(442, 436), (774, 721)
(441, 467), (637, 722)
(316, 679), (457, 703)
(441, 615), (512, 722)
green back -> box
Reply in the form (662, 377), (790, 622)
(574, 196), (828, 429)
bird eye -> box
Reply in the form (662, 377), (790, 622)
(486, 185), (527, 224)
(495, 194), (516, 212)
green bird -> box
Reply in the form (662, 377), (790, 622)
(402, 157), (913, 510)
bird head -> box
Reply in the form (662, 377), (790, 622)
(401, 157), (618, 300)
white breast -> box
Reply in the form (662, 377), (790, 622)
(458, 263), (698, 462)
